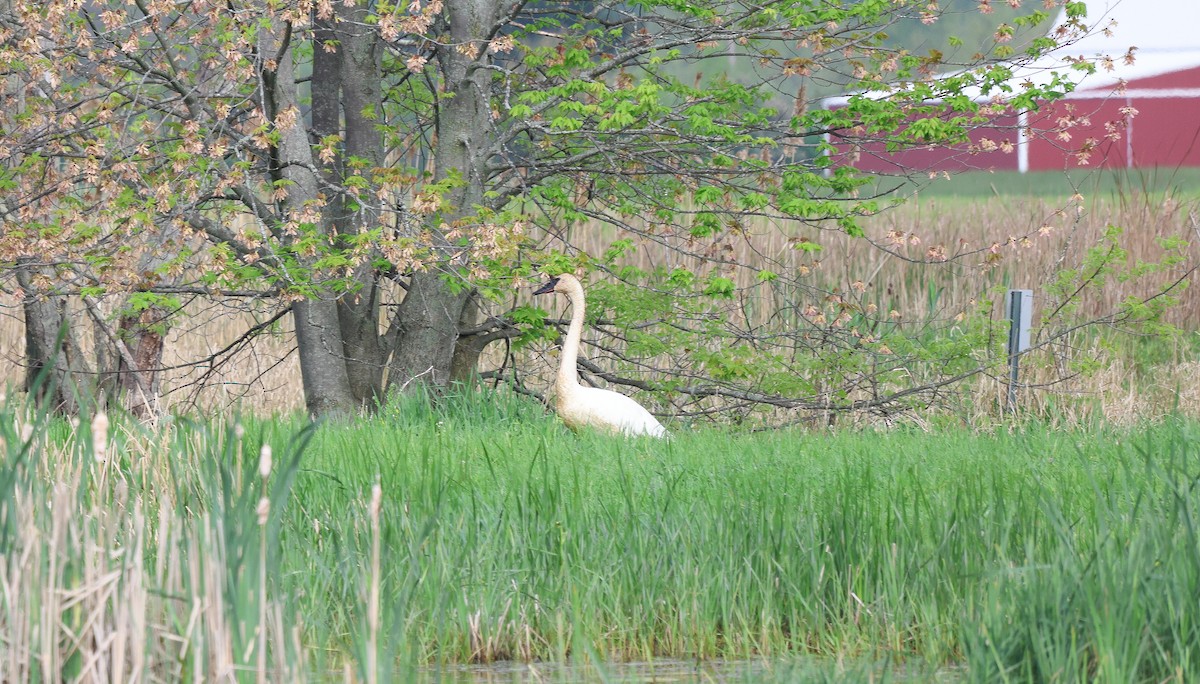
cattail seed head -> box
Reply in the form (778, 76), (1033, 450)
(256, 496), (270, 526)
(92, 413), (109, 462)
(258, 444), (273, 479)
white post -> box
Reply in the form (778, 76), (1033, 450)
(1016, 109), (1029, 174)
(1125, 95), (1134, 168)
(1006, 289), (1033, 413)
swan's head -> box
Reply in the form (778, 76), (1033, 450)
(533, 273), (579, 296)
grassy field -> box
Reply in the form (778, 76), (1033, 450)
(4, 388), (1200, 682)
(874, 167), (1200, 200)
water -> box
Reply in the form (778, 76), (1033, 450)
(418, 657), (959, 683)
(421, 659), (771, 683)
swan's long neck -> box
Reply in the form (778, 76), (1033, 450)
(558, 280), (585, 391)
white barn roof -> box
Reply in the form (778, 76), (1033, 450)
(823, 0), (1200, 106)
(1037, 0), (1200, 95)
(1070, 0), (1200, 55)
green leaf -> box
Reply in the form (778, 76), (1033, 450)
(689, 213), (721, 238)
(509, 304), (547, 327)
(667, 267), (695, 289)
(703, 275), (736, 299)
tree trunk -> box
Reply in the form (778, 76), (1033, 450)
(115, 306), (167, 418)
(15, 260), (92, 414)
(387, 271), (470, 391)
(449, 289), (485, 384)
(336, 276), (385, 406)
(264, 16), (356, 417)
(386, 0), (499, 395)
(293, 298), (356, 417)
(333, 3), (387, 407)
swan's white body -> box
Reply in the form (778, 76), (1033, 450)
(535, 274), (668, 438)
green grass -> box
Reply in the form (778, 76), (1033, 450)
(4, 389), (1200, 681)
(867, 167), (1200, 201)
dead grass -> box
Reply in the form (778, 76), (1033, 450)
(0, 298), (303, 415)
(574, 188), (1200, 326)
(564, 188), (1200, 426)
(0, 413), (313, 681)
(155, 300), (302, 415)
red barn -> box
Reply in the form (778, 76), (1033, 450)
(823, 0), (1200, 173)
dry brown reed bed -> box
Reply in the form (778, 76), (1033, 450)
(1, 190), (1197, 422)
(0, 297), (303, 415)
(154, 300), (303, 415)
(573, 189), (1200, 327)
(562, 189), (1200, 425)
(0, 414), (311, 681)
(893, 190), (1200, 426)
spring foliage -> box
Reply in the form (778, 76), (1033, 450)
(1, 0), (1155, 418)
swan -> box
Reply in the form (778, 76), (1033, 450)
(534, 274), (669, 438)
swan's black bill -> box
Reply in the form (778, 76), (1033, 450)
(533, 277), (560, 295)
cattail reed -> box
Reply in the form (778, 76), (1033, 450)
(367, 481), (383, 684)
(257, 443), (272, 683)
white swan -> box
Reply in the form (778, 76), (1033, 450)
(534, 274), (669, 438)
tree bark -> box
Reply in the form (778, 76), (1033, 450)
(15, 260), (92, 414)
(334, 3), (387, 407)
(449, 289), (485, 384)
(263, 16), (356, 417)
(388, 271), (470, 390)
(293, 298), (356, 417)
(386, 0), (499, 395)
